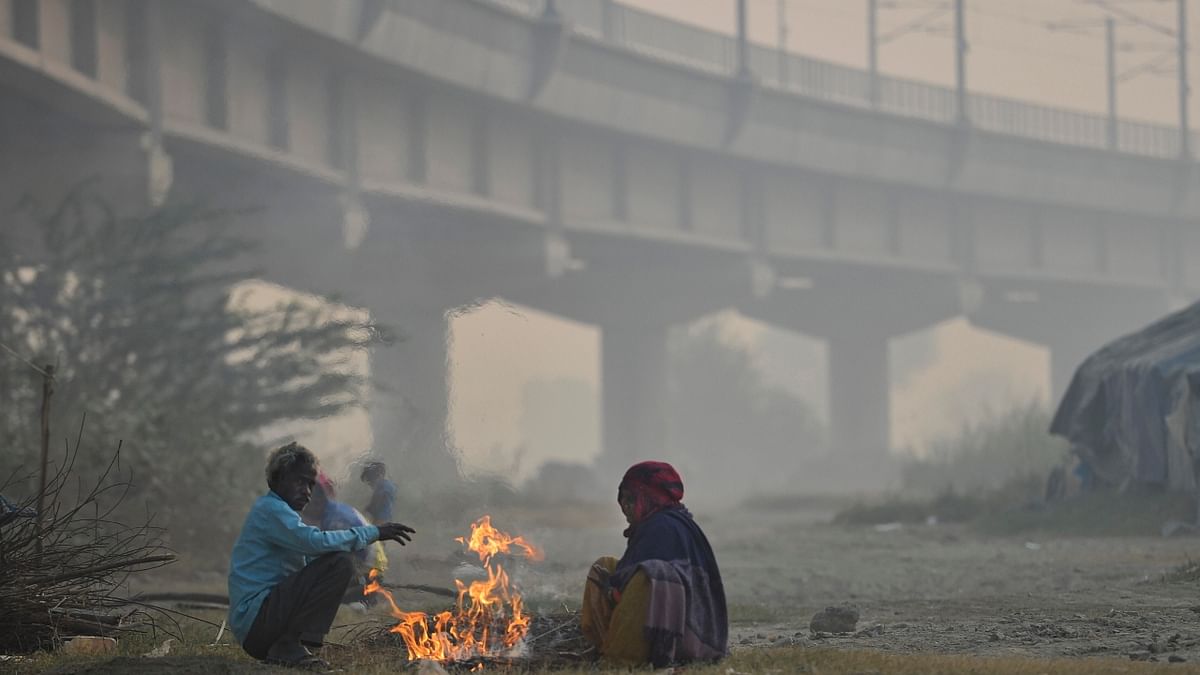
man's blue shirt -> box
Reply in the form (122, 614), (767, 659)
(227, 491), (378, 644)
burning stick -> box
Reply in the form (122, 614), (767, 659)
(365, 515), (543, 663)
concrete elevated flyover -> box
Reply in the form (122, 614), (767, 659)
(1, 0), (1195, 481)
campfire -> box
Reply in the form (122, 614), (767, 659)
(366, 515), (544, 664)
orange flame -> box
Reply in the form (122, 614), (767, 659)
(366, 515), (542, 663)
(455, 515), (544, 568)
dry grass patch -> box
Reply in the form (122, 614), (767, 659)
(771, 647), (1200, 674)
(15, 642), (1200, 674)
(10, 610), (1200, 674)
(334, 646), (1200, 673)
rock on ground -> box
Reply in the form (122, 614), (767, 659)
(810, 606), (859, 634)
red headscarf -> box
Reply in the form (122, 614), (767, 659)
(618, 461), (684, 526)
(316, 472), (337, 500)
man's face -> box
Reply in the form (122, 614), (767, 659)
(303, 485), (328, 521)
(279, 465), (317, 512)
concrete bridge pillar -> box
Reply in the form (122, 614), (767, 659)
(368, 305), (461, 494)
(744, 270), (963, 475)
(346, 200), (561, 496)
(827, 328), (890, 467)
(598, 319), (672, 480)
(505, 250), (765, 481)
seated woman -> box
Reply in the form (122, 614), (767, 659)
(581, 461), (728, 668)
(302, 473), (389, 605)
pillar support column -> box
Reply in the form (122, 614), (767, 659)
(598, 319), (671, 479)
(369, 305), (459, 495)
(742, 271), (965, 487)
(826, 328), (891, 467)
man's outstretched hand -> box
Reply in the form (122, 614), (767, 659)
(378, 522), (416, 545)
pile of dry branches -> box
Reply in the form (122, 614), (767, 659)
(0, 428), (175, 653)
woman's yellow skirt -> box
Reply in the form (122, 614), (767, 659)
(581, 556), (651, 666)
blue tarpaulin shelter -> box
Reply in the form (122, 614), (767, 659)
(1050, 301), (1200, 492)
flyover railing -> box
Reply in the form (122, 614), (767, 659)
(491, 0), (1195, 160)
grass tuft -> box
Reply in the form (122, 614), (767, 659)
(1162, 556), (1200, 583)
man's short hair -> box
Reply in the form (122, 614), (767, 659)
(266, 442), (318, 489)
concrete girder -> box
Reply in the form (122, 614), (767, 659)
(161, 139), (407, 318)
(166, 135), (555, 310)
(746, 264), (962, 341)
(349, 196), (552, 311)
(504, 230), (759, 327)
(0, 94), (155, 217)
(966, 276), (1171, 399)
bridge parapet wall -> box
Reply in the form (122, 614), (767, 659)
(1, 0), (1197, 297)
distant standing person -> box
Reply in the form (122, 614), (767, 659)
(228, 443), (415, 667)
(361, 461), (397, 524)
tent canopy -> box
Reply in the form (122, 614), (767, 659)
(1050, 300), (1200, 491)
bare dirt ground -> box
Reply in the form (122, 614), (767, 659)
(490, 502), (1200, 665)
(724, 507), (1200, 664)
(20, 500), (1200, 672)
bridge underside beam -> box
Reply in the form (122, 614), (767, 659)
(0, 96), (153, 215)
(967, 279), (1170, 401)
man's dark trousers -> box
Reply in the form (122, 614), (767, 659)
(242, 552), (355, 659)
